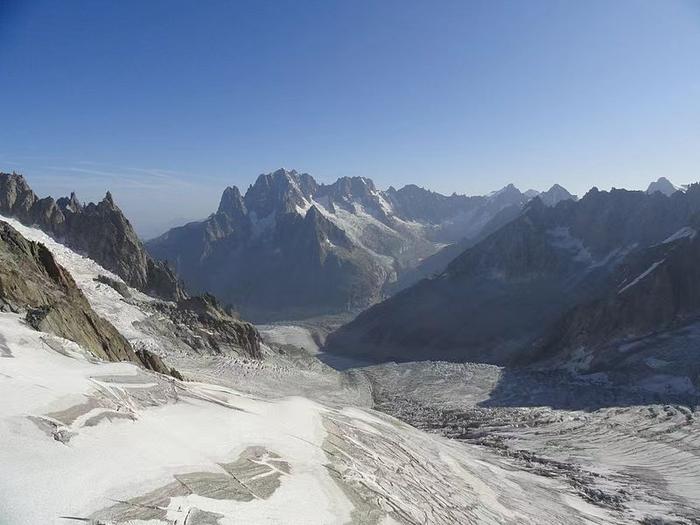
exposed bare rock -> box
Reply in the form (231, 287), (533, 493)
(0, 172), (185, 301)
(136, 348), (184, 380)
(0, 220), (137, 363)
(160, 294), (262, 358)
(95, 274), (132, 298)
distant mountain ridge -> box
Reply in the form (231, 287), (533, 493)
(646, 176), (683, 196)
(147, 168), (576, 320)
(326, 181), (700, 366)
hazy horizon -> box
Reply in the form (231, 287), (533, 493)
(1, 166), (690, 239)
(2, 0), (699, 236)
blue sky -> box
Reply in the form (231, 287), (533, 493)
(1, 0), (699, 237)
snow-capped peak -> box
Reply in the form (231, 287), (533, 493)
(646, 177), (680, 196)
(538, 184), (577, 206)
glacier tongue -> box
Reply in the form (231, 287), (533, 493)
(0, 309), (632, 524)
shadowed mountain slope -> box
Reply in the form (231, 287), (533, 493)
(326, 184), (700, 365)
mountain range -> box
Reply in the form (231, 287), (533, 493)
(1, 169), (699, 523)
(146, 168), (576, 320)
(327, 182), (700, 373)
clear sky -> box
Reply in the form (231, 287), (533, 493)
(1, 0), (699, 237)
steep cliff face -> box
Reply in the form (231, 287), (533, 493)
(0, 172), (184, 301)
(531, 217), (700, 366)
(0, 220), (137, 363)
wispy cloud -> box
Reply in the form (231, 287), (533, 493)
(1, 156), (224, 237)
(44, 165), (195, 188)
(1, 161), (215, 198)
(1, 155), (208, 190)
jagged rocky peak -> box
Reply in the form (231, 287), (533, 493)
(490, 182), (520, 196)
(0, 172), (69, 238)
(486, 183), (528, 207)
(317, 175), (392, 218)
(0, 171), (185, 301)
(647, 177), (680, 196)
(492, 181), (576, 208)
(0, 172), (39, 217)
(491, 181), (575, 208)
(324, 176), (377, 200)
(217, 185), (247, 218)
(56, 191), (82, 213)
(538, 183), (577, 207)
(244, 168), (318, 217)
(102, 190), (116, 207)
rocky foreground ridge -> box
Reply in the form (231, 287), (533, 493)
(0, 220), (136, 363)
(0, 174), (264, 368)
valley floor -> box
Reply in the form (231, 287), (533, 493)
(262, 324), (700, 525)
(0, 312), (638, 525)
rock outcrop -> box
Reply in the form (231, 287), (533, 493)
(0, 172), (184, 301)
(0, 220), (137, 362)
(165, 294), (262, 358)
(136, 348), (184, 380)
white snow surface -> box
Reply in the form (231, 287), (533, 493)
(0, 310), (629, 525)
(618, 260), (665, 294)
(0, 312), (355, 524)
(258, 324), (321, 354)
(662, 226), (697, 244)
